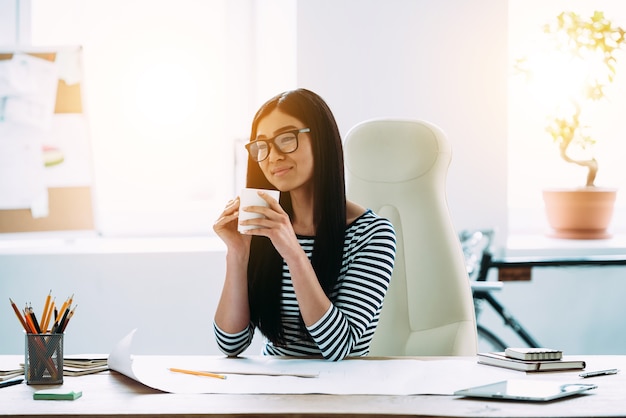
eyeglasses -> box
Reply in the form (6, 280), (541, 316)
(245, 128), (310, 162)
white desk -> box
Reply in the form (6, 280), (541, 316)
(1, 355), (625, 417)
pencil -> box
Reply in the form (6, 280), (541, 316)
(52, 296), (70, 332)
(25, 304), (41, 334)
(28, 304), (42, 334)
(40, 290), (52, 332)
(42, 298), (55, 333)
(56, 297), (70, 324)
(168, 367), (227, 380)
(52, 306), (70, 334)
(66, 294), (74, 310)
(59, 305), (77, 333)
(9, 298), (28, 332)
(23, 309), (38, 334)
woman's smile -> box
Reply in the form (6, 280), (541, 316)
(271, 165), (292, 177)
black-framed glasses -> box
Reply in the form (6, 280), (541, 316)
(245, 128), (311, 162)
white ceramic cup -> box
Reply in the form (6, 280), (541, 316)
(238, 188), (280, 233)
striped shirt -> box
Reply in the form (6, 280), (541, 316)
(214, 209), (396, 361)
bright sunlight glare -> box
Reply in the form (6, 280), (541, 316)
(132, 59), (198, 132)
(523, 48), (590, 109)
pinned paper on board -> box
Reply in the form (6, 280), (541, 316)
(0, 53), (58, 129)
(0, 54), (59, 216)
(0, 47), (94, 228)
(0, 124), (47, 214)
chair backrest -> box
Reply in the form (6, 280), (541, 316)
(344, 119), (477, 356)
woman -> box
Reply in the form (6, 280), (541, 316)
(213, 88), (396, 361)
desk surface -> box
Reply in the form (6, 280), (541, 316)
(2, 355), (625, 418)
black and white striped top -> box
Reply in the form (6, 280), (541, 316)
(214, 209), (396, 361)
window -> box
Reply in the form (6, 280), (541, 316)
(28, 0), (233, 236)
(27, 0), (297, 237)
(508, 0), (626, 234)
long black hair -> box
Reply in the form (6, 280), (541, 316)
(246, 88), (346, 344)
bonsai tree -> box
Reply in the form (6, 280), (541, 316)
(517, 11), (626, 188)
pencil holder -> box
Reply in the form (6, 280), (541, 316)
(25, 333), (64, 385)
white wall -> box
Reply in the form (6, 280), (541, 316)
(0, 0), (17, 44)
(297, 0), (509, 242)
(0, 243), (263, 355)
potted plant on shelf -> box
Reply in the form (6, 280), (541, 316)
(516, 10), (626, 239)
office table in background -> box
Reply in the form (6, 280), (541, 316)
(1, 355), (625, 417)
(473, 249), (626, 350)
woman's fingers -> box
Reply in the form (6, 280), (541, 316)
(214, 198), (240, 230)
(258, 191), (287, 216)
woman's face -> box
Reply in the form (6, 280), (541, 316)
(254, 109), (314, 193)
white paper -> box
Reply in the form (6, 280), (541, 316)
(106, 328), (138, 380)
(0, 123), (47, 211)
(29, 189), (49, 218)
(43, 114), (92, 187)
(55, 49), (82, 86)
(1, 54), (58, 129)
(108, 329), (517, 395)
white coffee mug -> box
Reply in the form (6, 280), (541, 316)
(238, 188), (280, 233)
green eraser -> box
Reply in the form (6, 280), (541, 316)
(33, 388), (83, 400)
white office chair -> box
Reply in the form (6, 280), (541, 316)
(345, 118), (478, 356)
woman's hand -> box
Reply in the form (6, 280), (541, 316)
(240, 191), (302, 261)
(214, 196), (252, 334)
(213, 197), (251, 252)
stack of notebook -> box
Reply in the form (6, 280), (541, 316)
(477, 347), (586, 372)
(63, 355), (109, 376)
(0, 366), (23, 382)
(1, 355), (109, 379)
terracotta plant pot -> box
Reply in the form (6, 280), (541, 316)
(542, 188), (617, 239)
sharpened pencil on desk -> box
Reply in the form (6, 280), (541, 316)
(168, 368), (227, 380)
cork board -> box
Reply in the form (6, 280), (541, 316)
(0, 47), (94, 233)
